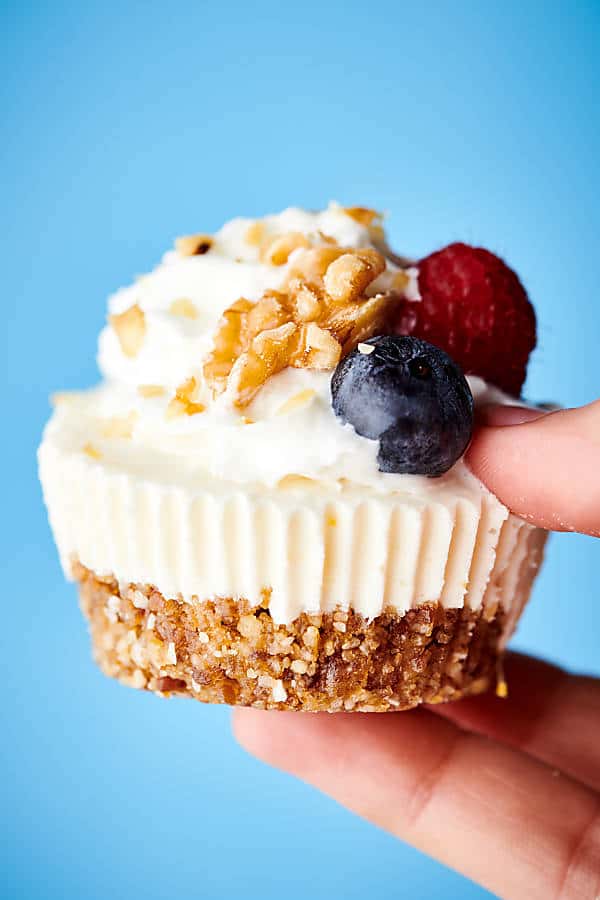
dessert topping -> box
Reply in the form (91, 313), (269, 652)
(165, 377), (205, 419)
(175, 234), (213, 256)
(343, 206), (382, 227)
(169, 298), (199, 319)
(394, 243), (536, 396)
(204, 246), (397, 408)
(331, 335), (473, 477)
(110, 304), (146, 358)
(260, 232), (310, 266)
(137, 384), (166, 398)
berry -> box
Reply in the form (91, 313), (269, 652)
(331, 336), (473, 477)
(394, 243), (536, 396)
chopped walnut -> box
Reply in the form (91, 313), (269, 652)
(169, 298), (199, 319)
(323, 249), (385, 303)
(291, 322), (341, 370)
(110, 304), (146, 358)
(203, 298), (254, 393)
(343, 206), (382, 226)
(227, 323), (298, 408)
(244, 221), (266, 246)
(260, 232), (310, 266)
(290, 246), (345, 281)
(100, 412), (138, 439)
(51, 391), (80, 407)
(137, 384), (166, 398)
(82, 442), (102, 460)
(327, 292), (393, 352)
(391, 270), (410, 293)
(175, 234), (213, 256)
(205, 245), (398, 407)
(165, 377), (206, 419)
(276, 388), (316, 415)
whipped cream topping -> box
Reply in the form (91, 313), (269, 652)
(58, 203), (504, 491)
(40, 203), (544, 622)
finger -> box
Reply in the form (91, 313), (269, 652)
(466, 399), (600, 535)
(233, 708), (600, 900)
(429, 653), (600, 791)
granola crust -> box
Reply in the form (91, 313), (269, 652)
(75, 562), (506, 712)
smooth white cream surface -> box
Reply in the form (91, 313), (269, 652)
(39, 204), (545, 623)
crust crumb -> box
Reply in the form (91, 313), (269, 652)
(75, 562), (506, 712)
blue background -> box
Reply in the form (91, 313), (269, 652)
(2, 2), (599, 898)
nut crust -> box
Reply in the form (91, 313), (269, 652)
(76, 563), (506, 712)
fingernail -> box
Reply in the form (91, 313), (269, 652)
(477, 404), (550, 427)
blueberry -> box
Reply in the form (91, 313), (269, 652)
(331, 336), (474, 477)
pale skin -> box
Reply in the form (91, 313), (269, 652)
(234, 402), (600, 900)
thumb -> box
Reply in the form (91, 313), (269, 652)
(466, 399), (600, 536)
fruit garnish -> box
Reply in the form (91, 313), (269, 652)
(394, 243), (536, 396)
(331, 335), (473, 477)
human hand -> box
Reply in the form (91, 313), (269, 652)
(234, 402), (600, 900)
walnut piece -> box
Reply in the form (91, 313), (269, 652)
(110, 304), (146, 358)
(169, 298), (198, 319)
(260, 232), (310, 266)
(323, 249), (385, 303)
(82, 442), (102, 460)
(100, 412), (138, 439)
(343, 206), (382, 226)
(166, 377), (206, 419)
(204, 245), (398, 408)
(137, 384), (166, 398)
(175, 234), (213, 256)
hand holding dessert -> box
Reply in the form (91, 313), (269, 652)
(235, 401), (600, 898)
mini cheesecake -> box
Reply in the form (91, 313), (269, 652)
(39, 204), (546, 711)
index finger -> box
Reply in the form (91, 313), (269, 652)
(466, 400), (600, 536)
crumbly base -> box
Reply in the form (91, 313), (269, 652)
(75, 563), (506, 712)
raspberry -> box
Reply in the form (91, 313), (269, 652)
(394, 243), (536, 396)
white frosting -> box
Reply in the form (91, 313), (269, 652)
(39, 203), (545, 623)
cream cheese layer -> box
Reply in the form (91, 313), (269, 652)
(39, 203), (545, 623)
